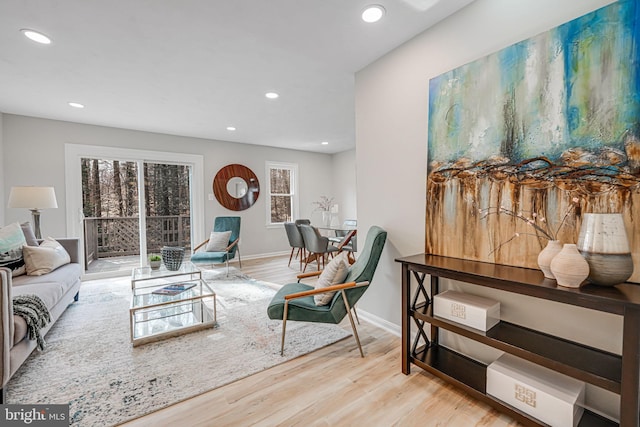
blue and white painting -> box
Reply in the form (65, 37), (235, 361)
(426, 0), (640, 282)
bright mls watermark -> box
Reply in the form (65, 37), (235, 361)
(2, 405), (69, 426)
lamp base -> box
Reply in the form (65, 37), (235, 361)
(30, 209), (42, 239)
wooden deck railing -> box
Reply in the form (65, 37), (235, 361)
(84, 216), (191, 265)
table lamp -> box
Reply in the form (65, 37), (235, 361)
(8, 186), (58, 239)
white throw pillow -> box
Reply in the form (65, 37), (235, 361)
(314, 252), (350, 306)
(22, 237), (71, 276)
(205, 231), (232, 252)
(0, 222), (27, 277)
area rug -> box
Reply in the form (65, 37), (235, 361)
(6, 268), (349, 426)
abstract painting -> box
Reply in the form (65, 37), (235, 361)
(426, 0), (640, 282)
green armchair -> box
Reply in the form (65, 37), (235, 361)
(267, 226), (387, 357)
(191, 216), (242, 274)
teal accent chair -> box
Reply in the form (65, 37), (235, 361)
(191, 216), (242, 274)
(267, 226), (387, 357)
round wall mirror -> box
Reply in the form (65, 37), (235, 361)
(213, 164), (260, 211)
(226, 177), (248, 198)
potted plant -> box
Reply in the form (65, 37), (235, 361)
(149, 254), (162, 270)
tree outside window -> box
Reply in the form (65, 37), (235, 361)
(266, 162), (298, 225)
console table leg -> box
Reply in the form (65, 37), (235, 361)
(430, 276), (439, 346)
(402, 264), (411, 375)
(620, 306), (640, 427)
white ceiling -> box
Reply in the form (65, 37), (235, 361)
(0, 0), (474, 153)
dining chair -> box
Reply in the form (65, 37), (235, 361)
(335, 229), (357, 264)
(298, 224), (339, 272)
(329, 219), (357, 261)
(284, 222), (306, 270)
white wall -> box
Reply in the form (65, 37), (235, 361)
(0, 113), (4, 225)
(355, 0), (619, 418)
(330, 149), (357, 225)
(2, 114), (338, 257)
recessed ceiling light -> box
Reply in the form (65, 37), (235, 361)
(226, 126), (236, 131)
(265, 92), (279, 99)
(68, 102), (85, 109)
(362, 5), (386, 23)
(21, 29), (52, 45)
(321, 141), (329, 145)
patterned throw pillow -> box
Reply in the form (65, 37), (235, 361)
(314, 252), (350, 306)
(205, 231), (232, 252)
(0, 222), (27, 276)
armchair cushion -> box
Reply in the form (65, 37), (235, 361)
(22, 237), (71, 276)
(314, 252), (349, 306)
(205, 231), (232, 252)
(267, 283), (344, 324)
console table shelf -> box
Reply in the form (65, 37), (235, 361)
(397, 253), (640, 427)
(413, 304), (622, 393)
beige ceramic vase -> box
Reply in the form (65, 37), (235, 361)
(537, 240), (562, 279)
(549, 244), (589, 288)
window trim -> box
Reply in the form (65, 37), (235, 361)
(265, 161), (299, 227)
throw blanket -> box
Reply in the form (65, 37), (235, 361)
(13, 295), (51, 351)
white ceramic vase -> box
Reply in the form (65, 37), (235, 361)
(577, 213), (633, 286)
(537, 240), (562, 279)
(549, 244), (589, 288)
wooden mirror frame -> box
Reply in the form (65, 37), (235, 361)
(213, 164), (260, 211)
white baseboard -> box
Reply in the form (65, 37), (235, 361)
(357, 308), (401, 337)
(240, 250), (290, 261)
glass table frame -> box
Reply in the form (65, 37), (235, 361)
(129, 267), (216, 346)
(131, 261), (202, 290)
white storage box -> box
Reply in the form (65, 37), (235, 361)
(433, 290), (500, 331)
(487, 354), (585, 427)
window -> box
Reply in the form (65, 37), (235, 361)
(266, 161), (298, 225)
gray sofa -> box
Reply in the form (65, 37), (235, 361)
(0, 238), (82, 402)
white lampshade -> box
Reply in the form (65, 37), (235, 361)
(8, 186), (58, 209)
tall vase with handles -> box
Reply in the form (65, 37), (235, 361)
(549, 244), (589, 288)
(577, 213), (633, 286)
(537, 240), (562, 279)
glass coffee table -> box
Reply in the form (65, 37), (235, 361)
(130, 263), (217, 346)
(131, 261), (203, 290)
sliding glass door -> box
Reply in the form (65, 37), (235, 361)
(142, 162), (192, 262)
(81, 158), (142, 274)
(65, 145), (204, 279)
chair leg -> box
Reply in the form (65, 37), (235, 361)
(353, 305), (360, 325)
(299, 248), (304, 271)
(303, 253), (310, 272)
(281, 301), (289, 356)
(238, 249), (242, 268)
(341, 290), (364, 357)
(288, 247), (295, 267)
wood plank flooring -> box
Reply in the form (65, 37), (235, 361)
(119, 255), (520, 427)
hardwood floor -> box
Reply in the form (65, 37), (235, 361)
(119, 254), (520, 427)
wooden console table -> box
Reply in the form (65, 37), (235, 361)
(396, 253), (640, 427)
